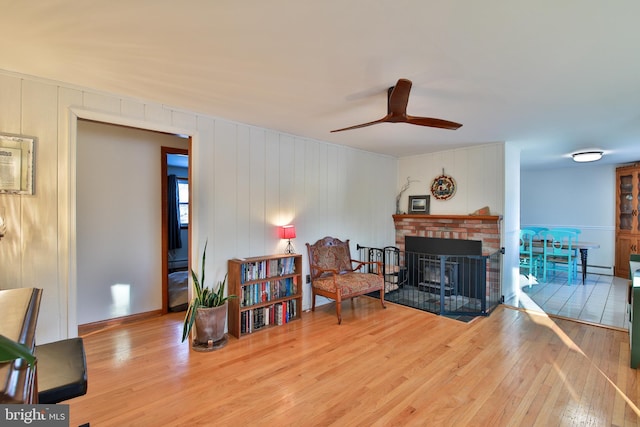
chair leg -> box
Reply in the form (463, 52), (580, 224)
(336, 301), (342, 325)
(311, 290), (316, 312)
(379, 288), (386, 309)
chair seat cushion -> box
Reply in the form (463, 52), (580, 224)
(313, 272), (383, 295)
(37, 337), (87, 404)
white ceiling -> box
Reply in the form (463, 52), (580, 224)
(3, 1), (640, 170)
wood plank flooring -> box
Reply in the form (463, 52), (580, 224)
(69, 297), (640, 426)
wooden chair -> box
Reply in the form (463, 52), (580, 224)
(551, 227), (581, 241)
(519, 229), (539, 285)
(540, 230), (578, 284)
(306, 236), (386, 324)
(521, 226), (548, 239)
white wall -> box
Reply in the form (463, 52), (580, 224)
(76, 120), (188, 324)
(397, 143), (505, 216)
(503, 143), (521, 301)
(0, 68), (397, 343)
(521, 164), (616, 274)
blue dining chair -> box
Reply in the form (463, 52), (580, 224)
(551, 227), (581, 242)
(521, 227), (548, 239)
(519, 229), (539, 285)
(540, 230), (578, 284)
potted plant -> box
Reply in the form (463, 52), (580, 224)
(181, 241), (236, 350)
(0, 334), (35, 366)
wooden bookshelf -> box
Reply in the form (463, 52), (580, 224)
(227, 254), (302, 338)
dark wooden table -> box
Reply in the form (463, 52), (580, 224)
(531, 240), (600, 284)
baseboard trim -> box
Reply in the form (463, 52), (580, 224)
(78, 310), (163, 336)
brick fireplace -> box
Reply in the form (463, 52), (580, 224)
(392, 214), (502, 255)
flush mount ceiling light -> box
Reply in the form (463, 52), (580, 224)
(572, 151), (604, 163)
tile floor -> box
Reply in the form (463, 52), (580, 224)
(505, 271), (630, 329)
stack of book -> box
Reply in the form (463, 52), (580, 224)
(240, 257), (296, 282)
(240, 278), (297, 307)
(239, 300), (297, 335)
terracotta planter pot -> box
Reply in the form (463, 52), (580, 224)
(194, 302), (227, 345)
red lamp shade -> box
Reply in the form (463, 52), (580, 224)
(279, 225), (296, 239)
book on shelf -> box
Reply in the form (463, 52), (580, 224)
(240, 277), (298, 307)
(239, 300), (298, 335)
(240, 256), (297, 283)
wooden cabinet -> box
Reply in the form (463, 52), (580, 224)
(616, 235), (640, 279)
(616, 164), (640, 278)
(227, 254), (302, 338)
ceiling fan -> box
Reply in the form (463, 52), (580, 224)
(331, 78), (462, 133)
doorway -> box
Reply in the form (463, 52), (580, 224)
(162, 147), (190, 314)
(76, 120), (189, 330)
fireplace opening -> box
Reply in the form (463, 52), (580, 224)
(405, 236), (484, 298)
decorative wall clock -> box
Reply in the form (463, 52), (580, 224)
(430, 172), (456, 200)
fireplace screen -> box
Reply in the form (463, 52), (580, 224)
(357, 242), (502, 319)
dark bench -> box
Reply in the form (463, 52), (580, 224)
(36, 337), (87, 404)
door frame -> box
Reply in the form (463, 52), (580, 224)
(161, 146), (190, 314)
(67, 107), (197, 337)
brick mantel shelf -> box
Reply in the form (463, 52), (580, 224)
(393, 214), (503, 255)
(393, 214), (502, 221)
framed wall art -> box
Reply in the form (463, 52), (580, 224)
(430, 173), (456, 201)
(0, 133), (36, 195)
(408, 195), (430, 214)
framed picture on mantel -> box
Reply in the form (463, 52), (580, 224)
(408, 195), (430, 214)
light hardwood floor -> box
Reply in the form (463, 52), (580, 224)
(69, 298), (640, 426)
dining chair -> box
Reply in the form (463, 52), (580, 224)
(540, 230), (578, 284)
(519, 229), (539, 285)
(551, 227), (581, 241)
(521, 226), (548, 236)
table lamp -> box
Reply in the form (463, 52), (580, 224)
(279, 224), (296, 254)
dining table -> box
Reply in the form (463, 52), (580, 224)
(531, 240), (600, 284)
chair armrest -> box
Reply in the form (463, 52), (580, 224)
(309, 263), (340, 279)
(350, 259), (383, 275)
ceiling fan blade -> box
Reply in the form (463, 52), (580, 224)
(405, 115), (463, 130)
(387, 79), (412, 116)
(331, 78), (463, 132)
(330, 115), (391, 133)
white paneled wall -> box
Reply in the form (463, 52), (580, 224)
(503, 144), (521, 301)
(0, 69), (397, 343)
(397, 143), (505, 216)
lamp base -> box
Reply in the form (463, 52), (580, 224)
(285, 240), (295, 254)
